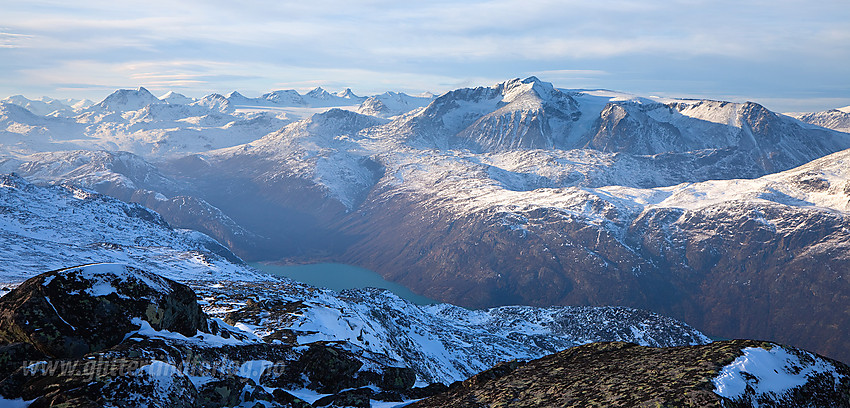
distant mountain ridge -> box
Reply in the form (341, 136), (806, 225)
(790, 107), (850, 133)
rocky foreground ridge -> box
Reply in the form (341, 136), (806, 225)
(411, 340), (850, 408)
(1, 265), (848, 407)
(0, 265), (443, 407)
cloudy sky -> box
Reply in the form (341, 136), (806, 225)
(1, 0), (848, 112)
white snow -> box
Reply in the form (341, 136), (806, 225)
(141, 360), (181, 379)
(70, 263), (169, 294)
(713, 345), (841, 401)
(237, 360), (274, 384)
(0, 398), (32, 408)
(129, 317), (259, 347)
(44, 295), (76, 330)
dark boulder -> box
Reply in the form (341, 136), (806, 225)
(261, 343), (364, 393)
(313, 387), (373, 408)
(0, 263), (209, 358)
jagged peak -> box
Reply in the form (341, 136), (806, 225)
(306, 87), (332, 99)
(500, 76), (558, 102)
(191, 93), (232, 113)
(93, 87), (161, 111)
(336, 88), (360, 99)
(260, 89), (305, 105)
(309, 107), (381, 125)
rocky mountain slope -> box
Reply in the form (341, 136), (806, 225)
(0, 173), (257, 283)
(0, 173), (711, 388)
(411, 340), (850, 408)
(339, 146), (850, 362)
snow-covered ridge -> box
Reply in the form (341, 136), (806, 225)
(1, 95), (91, 117)
(0, 173), (262, 283)
(789, 107), (850, 133)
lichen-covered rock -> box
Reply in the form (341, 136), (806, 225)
(197, 377), (258, 408)
(0, 264), (209, 358)
(378, 366), (416, 391)
(261, 344), (364, 393)
(313, 387), (374, 408)
(0, 342), (46, 380)
(410, 340), (850, 408)
(271, 389), (312, 408)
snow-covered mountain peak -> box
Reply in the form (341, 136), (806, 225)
(336, 88), (361, 99)
(789, 106), (850, 133)
(260, 89), (306, 106)
(390, 77), (581, 151)
(1, 95), (75, 116)
(267, 108), (385, 145)
(306, 87), (333, 100)
(191, 93), (233, 113)
(159, 91), (194, 105)
(356, 91), (435, 118)
(501, 76), (558, 103)
(0, 100), (41, 122)
(93, 87), (162, 112)
(225, 90), (247, 101)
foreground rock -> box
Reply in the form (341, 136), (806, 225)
(0, 264), (433, 407)
(411, 340), (850, 408)
(0, 264), (208, 358)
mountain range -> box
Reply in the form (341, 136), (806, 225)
(2, 77), (849, 369)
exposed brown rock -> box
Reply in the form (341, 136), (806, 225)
(410, 340), (850, 408)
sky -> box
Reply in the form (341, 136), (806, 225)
(0, 0), (848, 112)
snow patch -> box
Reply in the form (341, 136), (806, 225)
(129, 317), (259, 347)
(713, 345), (840, 400)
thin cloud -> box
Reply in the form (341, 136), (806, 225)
(0, 0), (848, 111)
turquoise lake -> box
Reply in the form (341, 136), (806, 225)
(249, 262), (436, 305)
